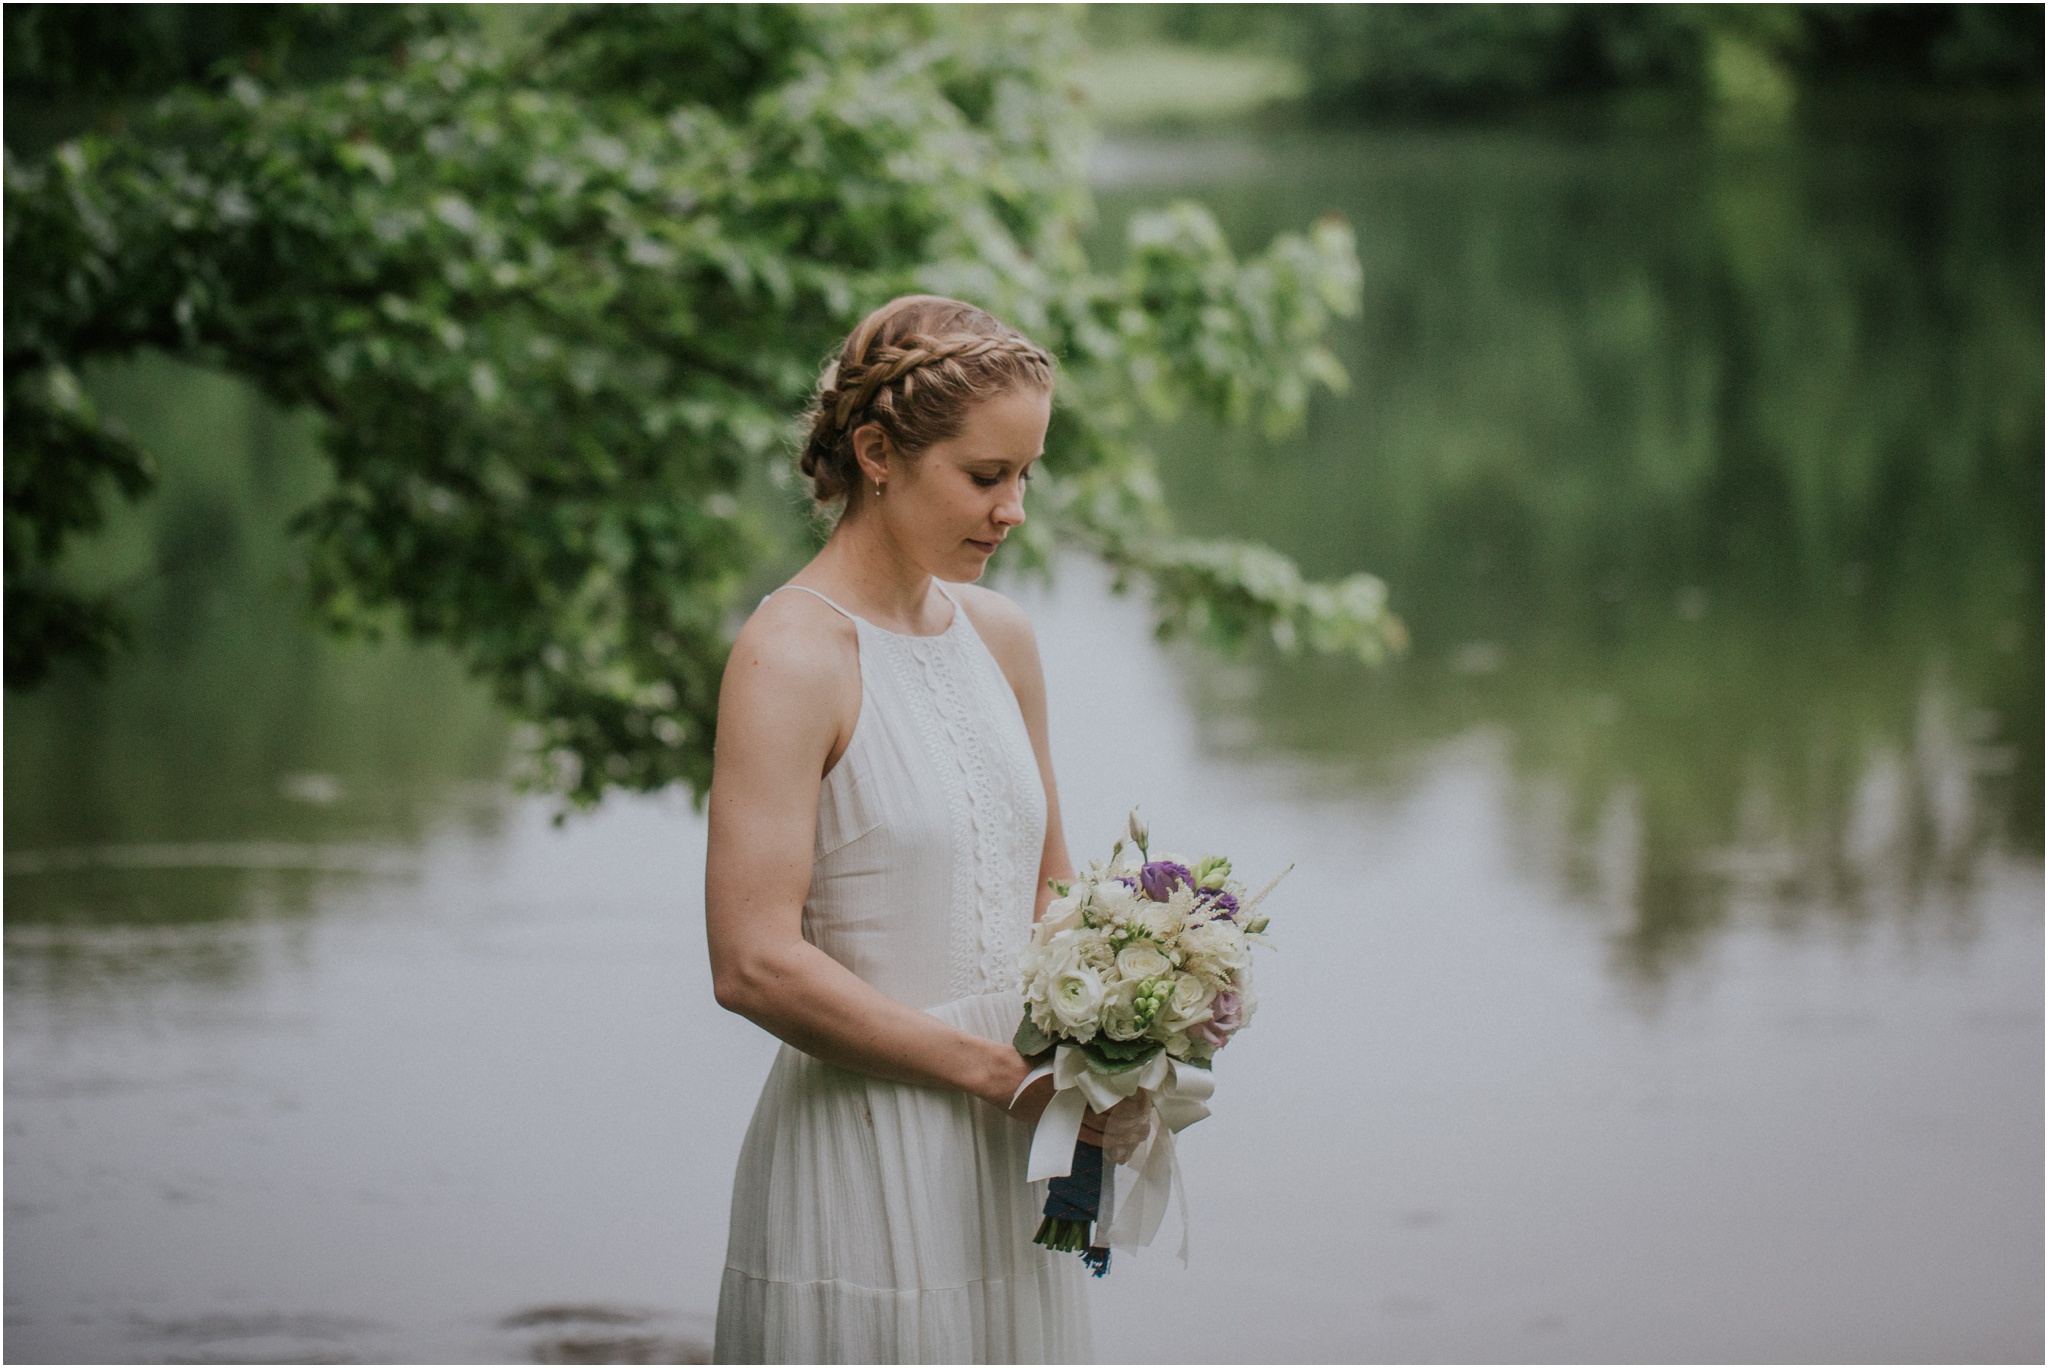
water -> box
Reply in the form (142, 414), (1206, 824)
(7, 115), (2041, 1363)
(1092, 113), (2041, 987)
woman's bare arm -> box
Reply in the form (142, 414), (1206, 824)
(704, 593), (1035, 1113)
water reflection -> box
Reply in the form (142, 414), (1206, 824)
(5, 357), (509, 850)
(3, 116), (2039, 1365)
(1096, 113), (2042, 980)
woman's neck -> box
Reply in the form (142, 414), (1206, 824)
(803, 509), (948, 634)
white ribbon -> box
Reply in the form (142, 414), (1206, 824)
(1013, 1044), (1215, 1262)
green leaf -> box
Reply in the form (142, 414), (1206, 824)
(1078, 1038), (1163, 1073)
(1013, 1013), (1053, 1058)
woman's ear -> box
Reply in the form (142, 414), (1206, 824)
(851, 424), (892, 487)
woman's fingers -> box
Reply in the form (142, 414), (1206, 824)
(1103, 1096), (1152, 1165)
(1058, 1096), (1151, 1162)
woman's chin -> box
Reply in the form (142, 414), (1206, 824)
(952, 548), (997, 580)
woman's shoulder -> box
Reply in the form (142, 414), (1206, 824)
(950, 582), (1042, 682)
(723, 587), (860, 707)
(714, 589), (861, 793)
(952, 580), (1034, 640)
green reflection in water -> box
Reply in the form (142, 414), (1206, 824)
(4, 358), (509, 952)
(1097, 116), (2042, 979)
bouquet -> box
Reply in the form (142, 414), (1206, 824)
(1012, 808), (1285, 1274)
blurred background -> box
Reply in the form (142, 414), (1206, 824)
(6, 5), (2040, 1364)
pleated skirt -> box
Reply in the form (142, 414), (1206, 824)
(713, 991), (1093, 1365)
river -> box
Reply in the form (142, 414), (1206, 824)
(7, 112), (2040, 1364)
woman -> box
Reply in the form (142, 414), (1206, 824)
(705, 296), (1097, 1363)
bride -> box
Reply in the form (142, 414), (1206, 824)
(705, 296), (1115, 1363)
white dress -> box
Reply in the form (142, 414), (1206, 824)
(713, 583), (1094, 1365)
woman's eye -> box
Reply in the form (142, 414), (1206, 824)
(972, 475), (999, 488)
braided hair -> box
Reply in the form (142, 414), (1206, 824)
(799, 295), (1055, 506)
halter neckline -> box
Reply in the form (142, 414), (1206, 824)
(769, 582), (962, 640)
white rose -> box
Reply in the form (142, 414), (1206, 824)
(1047, 962), (1105, 1039)
(1155, 978), (1212, 1032)
(1115, 942), (1173, 982)
(1097, 979), (1144, 1041)
(1171, 966), (1212, 1019)
(1024, 935), (1081, 1000)
(1034, 894), (1084, 944)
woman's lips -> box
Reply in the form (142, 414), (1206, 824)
(966, 537), (1001, 554)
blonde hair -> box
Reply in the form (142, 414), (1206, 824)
(798, 295), (1055, 505)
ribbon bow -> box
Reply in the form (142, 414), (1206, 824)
(1013, 1044), (1215, 1260)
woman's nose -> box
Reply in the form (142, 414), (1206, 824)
(993, 480), (1026, 527)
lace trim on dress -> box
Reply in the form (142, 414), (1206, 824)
(919, 635), (1013, 999)
(955, 644), (1028, 994)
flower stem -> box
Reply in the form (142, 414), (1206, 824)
(1033, 1216), (1093, 1253)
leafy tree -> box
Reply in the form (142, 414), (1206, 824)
(5, 4), (1398, 805)
(1085, 4), (2043, 114)
(3, 3), (457, 156)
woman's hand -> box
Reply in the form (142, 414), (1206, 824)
(1006, 1063), (1056, 1129)
(1098, 1094), (1151, 1164)
(1009, 1070), (1106, 1145)
(1002, 1061), (1151, 1157)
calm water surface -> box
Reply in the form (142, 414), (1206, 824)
(7, 117), (2041, 1364)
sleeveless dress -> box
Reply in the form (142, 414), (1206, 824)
(713, 583), (1094, 1365)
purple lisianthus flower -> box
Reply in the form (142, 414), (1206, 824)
(1139, 860), (1193, 902)
(1202, 889), (1240, 919)
(1187, 990), (1244, 1050)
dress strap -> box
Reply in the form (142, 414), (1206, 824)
(928, 579), (968, 636)
(763, 584), (858, 622)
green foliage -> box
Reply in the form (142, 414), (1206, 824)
(1012, 1013), (1053, 1059)
(5, 4), (1399, 806)
(3, 3), (455, 155)
(4, 364), (154, 686)
(1085, 4), (2043, 114)
(1298, 4), (1649, 110)
(1080, 1033), (1161, 1066)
